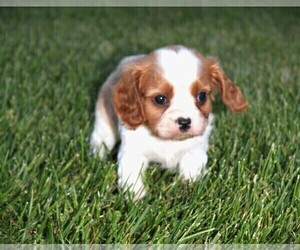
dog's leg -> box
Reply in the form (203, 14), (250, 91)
(179, 150), (208, 182)
(90, 98), (118, 159)
(117, 149), (148, 201)
(179, 114), (214, 181)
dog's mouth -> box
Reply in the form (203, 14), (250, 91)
(150, 120), (208, 141)
(154, 130), (199, 141)
(173, 133), (195, 141)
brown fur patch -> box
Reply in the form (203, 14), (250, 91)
(194, 53), (248, 113)
(141, 69), (174, 134)
(113, 53), (164, 129)
(207, 58), (248, 112)
(190, 79), (212, 118)
(113, 67), (146, 129)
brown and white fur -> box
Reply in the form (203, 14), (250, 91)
(91, 45), (247, 200)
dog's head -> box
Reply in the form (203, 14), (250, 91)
(113, 45), (247, 140)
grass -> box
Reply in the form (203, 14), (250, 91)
(0, 7), (299, 244)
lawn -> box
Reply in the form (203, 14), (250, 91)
(0, 7), (299, 244)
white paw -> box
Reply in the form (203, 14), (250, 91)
(118, 176), (147, 202)
(179, 151), (208, 182)
(90, 131), (108, 159)
(132, 188), (147, 202)
(180, 165), (207, 182)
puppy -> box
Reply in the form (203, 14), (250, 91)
(91, 45), (247, 200)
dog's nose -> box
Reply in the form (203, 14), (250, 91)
(176, 117), (191, 132)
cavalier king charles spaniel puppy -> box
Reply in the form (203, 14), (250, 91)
(91, 45), (247, 200)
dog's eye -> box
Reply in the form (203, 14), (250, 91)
(153, 94), (168, 106)
(197, 91), (207, 104)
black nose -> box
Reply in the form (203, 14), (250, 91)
(176, 117), (191, 132)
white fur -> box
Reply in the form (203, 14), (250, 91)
(90, 109), (117, 158)
(117, 115), (213, 200)
(91, 46), (214, 201)
(156, 46), (201, 87)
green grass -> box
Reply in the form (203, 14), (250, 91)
(0, 7), (299, 244)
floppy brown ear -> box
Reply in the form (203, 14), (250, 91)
(113, 66), (146, 129)
(209, 58), (248, 113)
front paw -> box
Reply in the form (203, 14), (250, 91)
(132, 189), (147, 202)
(119, 178), (147, 202)
(180, 165), (207, 182)
(90, 131), (108, 159)
(179, 153), (208, 182)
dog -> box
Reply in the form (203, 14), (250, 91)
(91, 45), (247, 200)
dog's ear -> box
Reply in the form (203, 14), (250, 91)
(208, 58), (248, 112)
(113, 65), (146, 129)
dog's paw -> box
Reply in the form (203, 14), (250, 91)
(180, 166), (207, 183)
(118, 177), (147, 202)
(90, 131), (109, 159)
(132, 188), (147, 202)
